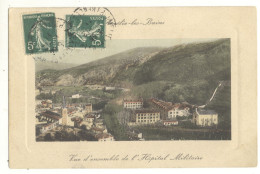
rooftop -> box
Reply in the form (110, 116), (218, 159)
(85, 114), (95, 119)
(36, 123), (55, 128)
(150, 98), (173, 110)
(41, 111), (61, 120)
(124, 98), (143, 102)
(71, 116), (83, 123)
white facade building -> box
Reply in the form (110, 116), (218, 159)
(135, 109), (160, 124)
(163, 120), (178, 126)
(72, 94), (81, 98)
(123, 99), (143, 109)
(168, 106), (190, 119)
(192, 108), (218, 126)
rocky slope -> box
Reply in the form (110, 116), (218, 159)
(36, 39), (230, 89)
(36, 47), (163, 86)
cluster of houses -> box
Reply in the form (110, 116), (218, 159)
(123, 98), (219, 127)
(35, 97), (114, 141)
(35, 86), (220, 141)
(41, 100), (53, 108)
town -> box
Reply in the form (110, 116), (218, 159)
(35, 86), (221, 141)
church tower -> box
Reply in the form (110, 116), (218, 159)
(62, 96), (68, 125)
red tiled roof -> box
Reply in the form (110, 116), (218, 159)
(150, 98), (173, 110)
(41, 111), (61, 121)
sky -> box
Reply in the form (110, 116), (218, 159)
(34, 38), (219, 65)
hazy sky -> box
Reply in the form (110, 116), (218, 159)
(35, 38), (219, 65)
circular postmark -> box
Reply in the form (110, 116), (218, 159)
(64, 7), (116, 48)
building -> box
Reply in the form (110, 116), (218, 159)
(95, 133), (114, 141)
(149, 98), (173, 120)
(85, 103), (92, 113)
(37, 110), (62, 124)
(35, 89), (40, 96)
(150, 98), (191, 120)
(62, 108), (68, 125)
(168, 104), (191, 118)
(163, 120), (178, 126)
(192, 108), (218, 126)
(85, 114), (95, 122)
(123, 99), (143, 109)
(41, 100), (52, 108)
(36, 111), (62, 135)
(62, 96), (68, 125)
(72, 94), (81, 98)
(134, 109), (160, 124)
(95, 119), (105, 128)
(104, 86), (116, 91)
(69, 109), (85, 118)
(36, 122), (59, 135)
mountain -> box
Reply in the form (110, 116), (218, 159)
(36, 47), (163, 86)
(36, 39), (230, 105)
(129, 39), (231, 105)
(133, 39), (230, 85)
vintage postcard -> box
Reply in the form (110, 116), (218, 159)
(9, 7), (257, 168)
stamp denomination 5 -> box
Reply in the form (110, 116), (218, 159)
(65, 15), (106, 48)
(23, 12), (58, 54)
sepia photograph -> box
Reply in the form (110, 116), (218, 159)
(35, 38), (231, 141)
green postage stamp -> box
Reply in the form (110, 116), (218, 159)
(66, 15), (106, 48)
(22, 13), (58, 54)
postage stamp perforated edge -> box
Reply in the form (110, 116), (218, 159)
(22, 12), (58, 54)
(65, 15), (106, 48)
